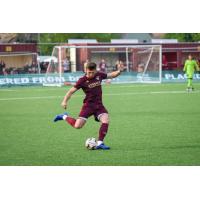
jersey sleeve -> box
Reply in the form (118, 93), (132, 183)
(183, 60), (187, 72)
(99, 72), (107, 79)
(74, 78), (83, 90)
(195, 61), (200, 71)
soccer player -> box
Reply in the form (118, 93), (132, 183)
(54, 62), (124, 150)
(183, 54), (199, 92)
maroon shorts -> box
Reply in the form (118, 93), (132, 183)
(79, 103), (108, 122)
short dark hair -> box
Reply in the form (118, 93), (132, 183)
(87, 62), (96, 70)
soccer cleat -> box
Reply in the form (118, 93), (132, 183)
(188, 88), (193, 92)
(95, 143), (110, 150)
(53, 112), (68, 122)
(186, 88), (191, 93)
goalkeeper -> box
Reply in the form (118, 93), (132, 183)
(183, 54), (199, 91)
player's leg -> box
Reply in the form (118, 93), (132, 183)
(98, 113), (109, 142)
(190, 77), (194, 90)
(186, 73), (190, 91)
(54, 104), (92, 129)
(187, 78), (190, 92)
(54, 113), (86, 129)
(95, 108), (110, 150)
(74, 117), (86, 129)
(187, 73), (194, 91)
(188, 78), (193, 88)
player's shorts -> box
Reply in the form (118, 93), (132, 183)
(187, 73), (194, 79)
(79, 103), (108, 122)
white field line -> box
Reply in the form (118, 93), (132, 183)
(0, 88), (64, 92)
(0, 90), (199, 101)
(0, 84), (180, 91)
(0, 96), (63, 101)
(0, 82), (199, 91)
(0, 89), (17, 92)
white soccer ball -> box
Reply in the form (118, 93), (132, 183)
(85, 138), (97, 150)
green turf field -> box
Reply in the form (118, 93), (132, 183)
(0, 83), (200, 166)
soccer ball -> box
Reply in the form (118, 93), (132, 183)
(85, 138), (97, 150)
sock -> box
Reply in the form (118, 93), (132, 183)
(63, 115), (67, 120)
(98, 123), (109, 142)
(65, 116), (76, 127)
(97, 141), (103, 146)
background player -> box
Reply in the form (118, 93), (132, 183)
(54, 62), (124, 150)
(183, 54), (199, 92)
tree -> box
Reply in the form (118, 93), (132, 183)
(16, 33), (38, 43)
(164, 33), (200, 42)
(38, 33), (121, 55)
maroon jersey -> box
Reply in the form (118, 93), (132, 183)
(74, 72), (107, 104)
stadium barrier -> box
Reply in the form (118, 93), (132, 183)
(0, 71), (200, 87)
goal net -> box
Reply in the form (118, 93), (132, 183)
(43, 45), (162, 86)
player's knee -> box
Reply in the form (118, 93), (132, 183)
(74, 118), (86, 129)
(74, 124), (82, 129)
(105, 119), (109, 123)
(100, 115), (109, 124)
(101, 119), (109, 124)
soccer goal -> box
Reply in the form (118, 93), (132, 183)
(43, 44), (162, 86)
(43, 46), (63, 87)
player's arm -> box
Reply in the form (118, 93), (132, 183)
(195, 61), (200, 72)
(183, 61), (187, 72)
(61, 87), (78, 109)
(107, 70), (121, 78)
(107, 64), (124, 79)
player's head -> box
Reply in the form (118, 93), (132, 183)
(188, 54), (193, 60)
(86, 62), (97, 79)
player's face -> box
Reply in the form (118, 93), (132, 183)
(188, 55), (192, 60)
(86, 69), (97, 79)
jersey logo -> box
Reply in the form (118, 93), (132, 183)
(96, 76), (100, 80)
(88, 81), (101, 88)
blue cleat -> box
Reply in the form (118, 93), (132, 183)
(95, 143), (110, 150)
(53, 112), (68, 122)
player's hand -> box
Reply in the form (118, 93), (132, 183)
(117, 64), (124, 72)
(61, 101), (67, 109)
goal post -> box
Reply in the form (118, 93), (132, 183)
(43, 46), (63, 87)
(132, 45), (162, 83)
(43, 44), (162, 86)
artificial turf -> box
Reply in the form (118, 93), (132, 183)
(0, 83), (200, 165)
